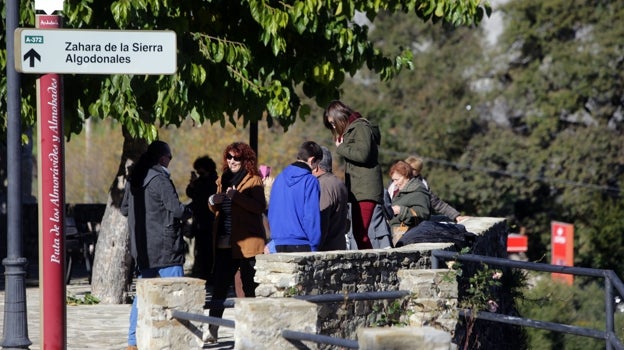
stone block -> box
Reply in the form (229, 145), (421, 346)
(136, 277), (205, 350)
(358, 326), (453, 350)
(399, 269), (457, 299)
(234, 298), (317, 350)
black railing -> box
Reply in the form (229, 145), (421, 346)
(281, 329), (359, 349)
(295, 290), (409, 303)
(172, 290), (412, 349)
(203, 299), (236, 310)
(431, 249), (624, 350)
(170, 310), (235, 329)
(282, 290), (412, 349)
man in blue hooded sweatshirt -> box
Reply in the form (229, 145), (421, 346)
(268, 141), (323, 252)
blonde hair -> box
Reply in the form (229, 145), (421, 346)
(404, 156), (424, 176)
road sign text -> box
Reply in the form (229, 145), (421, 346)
(25, 35), (44, 43)
(15, 28), (177, 75)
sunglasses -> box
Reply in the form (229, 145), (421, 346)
(226, 154), (242, 161)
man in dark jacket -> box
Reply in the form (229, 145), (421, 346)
(121, 140), (191, 350)
(313, 146), (348, 251)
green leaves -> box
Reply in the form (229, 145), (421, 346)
(312, 61), (336, 84)
(435, 0), (445, 17)
(193, 33), (251, 68)
(66, 292), (100, 305)
(0, 0), (489, 141)
(266, 80), (292, 119)
(249, 0), (289, 55)
(110, 0), (132, 27)
(189, 63), (206, 85)
(64, 0), (93, 26)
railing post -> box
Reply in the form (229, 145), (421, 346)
(431, 250), (440, 269)
(605, 276), (614, 350)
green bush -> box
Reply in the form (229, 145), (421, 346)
(518, 275), (624, 349)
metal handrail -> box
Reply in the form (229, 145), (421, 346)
(295, 290), (410, 303)
(170, 310), (235, 328)
(432, 250), (624, 350)
(282, 329), (359, 349)
(172, 291), (409, 349)
(201, 291), (411, 309)
(203, 299), (236, 309)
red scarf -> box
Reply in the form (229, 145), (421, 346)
(348, 112), (361, 124)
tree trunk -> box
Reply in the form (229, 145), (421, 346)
(90, 196), (132, 303)
(90, 129), (147, 304)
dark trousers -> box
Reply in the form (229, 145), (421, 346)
(191, 229), (213, 283)
(275, 244), (312, 253)
(209, 248), (257, 318)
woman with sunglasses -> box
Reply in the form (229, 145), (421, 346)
(206, 142), (266, 343)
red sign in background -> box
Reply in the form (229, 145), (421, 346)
(507, 234), (528, 253)
(551, 221), (574, 285)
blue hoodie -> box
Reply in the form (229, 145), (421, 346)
(268, 162), (321, 251)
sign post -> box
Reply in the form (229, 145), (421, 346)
(36, 11), (67, 350)
(551, 221), (574, 285)
(15, 2), (177, 347)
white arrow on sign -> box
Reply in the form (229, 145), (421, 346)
(35, 0), (64, 15)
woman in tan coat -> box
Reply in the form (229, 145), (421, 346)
(206, 142), (266, 342)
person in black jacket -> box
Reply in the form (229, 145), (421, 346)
(186, 155), (218, 283)
(121, 140), (191, 350)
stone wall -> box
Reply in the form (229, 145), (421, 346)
(255, 217), (506, 297)
(255, 242), (453, 298)
(135, 217), (508, 349)
(254, 217), (507, 342)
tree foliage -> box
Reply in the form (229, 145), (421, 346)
(458, 0), (624, 269)
(518, 277), (624, 349)
(1, 0), (490, 141)
(338, 0), (624, 273)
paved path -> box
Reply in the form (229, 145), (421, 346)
(0, 280), (235, 350)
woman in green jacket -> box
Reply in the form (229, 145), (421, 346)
(323, 100), (384, 249)
(387, 160), (431, 244)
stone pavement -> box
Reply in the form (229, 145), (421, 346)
(0, 279), (235, 350)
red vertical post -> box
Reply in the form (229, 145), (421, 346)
(36, 14), (66, 350)
(551, 221), (574, 285)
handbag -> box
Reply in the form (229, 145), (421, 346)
(391, 208), (418, 247)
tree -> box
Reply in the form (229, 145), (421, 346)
(1, 0), (490, 302)
(339, 0), (624, 273)
(457, 0), (624, 265)
(518, 278), (624, 349)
